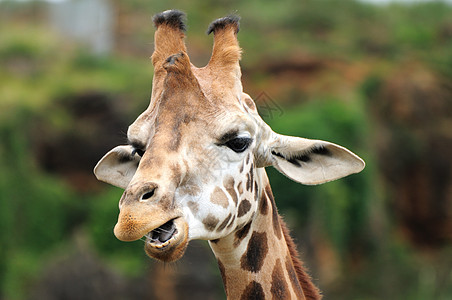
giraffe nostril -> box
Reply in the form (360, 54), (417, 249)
(141, 189), (155, 201)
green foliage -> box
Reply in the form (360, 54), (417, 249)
(0, 110), (78, 299)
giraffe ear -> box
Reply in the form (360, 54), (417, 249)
(94, 145), (140, 189)
(269, 135), (365, 185)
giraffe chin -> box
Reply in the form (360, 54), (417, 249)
(144, 217), (189, 262)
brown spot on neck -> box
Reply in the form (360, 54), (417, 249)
(271, 258), (291, 299)
(240, 231), (268, 273)
(240, 281), (264, 300)
(259, 187), (269, 215)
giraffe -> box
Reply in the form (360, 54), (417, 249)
(94, 10), (365, 299)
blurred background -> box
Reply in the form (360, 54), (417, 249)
(1, 0), (451, 299)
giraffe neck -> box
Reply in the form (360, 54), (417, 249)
(209, 170), (321, 300)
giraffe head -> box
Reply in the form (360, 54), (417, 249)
(94, 10), (364, 263)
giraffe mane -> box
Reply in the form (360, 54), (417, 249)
(280, 217), (323, 300)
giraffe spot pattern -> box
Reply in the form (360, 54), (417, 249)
(210, 186), (229, 208)
(240, 281), (265, 300)
(240, 231), (268, 273)
(237, 199), (251, 217)
(271, 258), (291, 299)
(217, 213), (232, 232)
(246, 173), (251, 191)
(259, 189), (269, 215)
(227, 215), (236, 229)
(203, 214), (219, 231)
(234, 220), (252, 247)
(187, 200), (199, 214)
(237, 181), (243, 194)
(224, 175), (238, 205)
(246, 169), (255, 192)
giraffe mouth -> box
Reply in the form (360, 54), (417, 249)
(146, 219), (178, 248)
(144, 217), (189, 262)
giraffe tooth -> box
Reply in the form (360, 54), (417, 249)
(147, 234), (174, 249)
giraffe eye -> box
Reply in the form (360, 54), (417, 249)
(225, 137), (252, 153)
(128, 139), (146, 157)
(132, 148), (145, 157)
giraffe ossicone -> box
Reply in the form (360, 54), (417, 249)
(94, 10), (365, 299)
